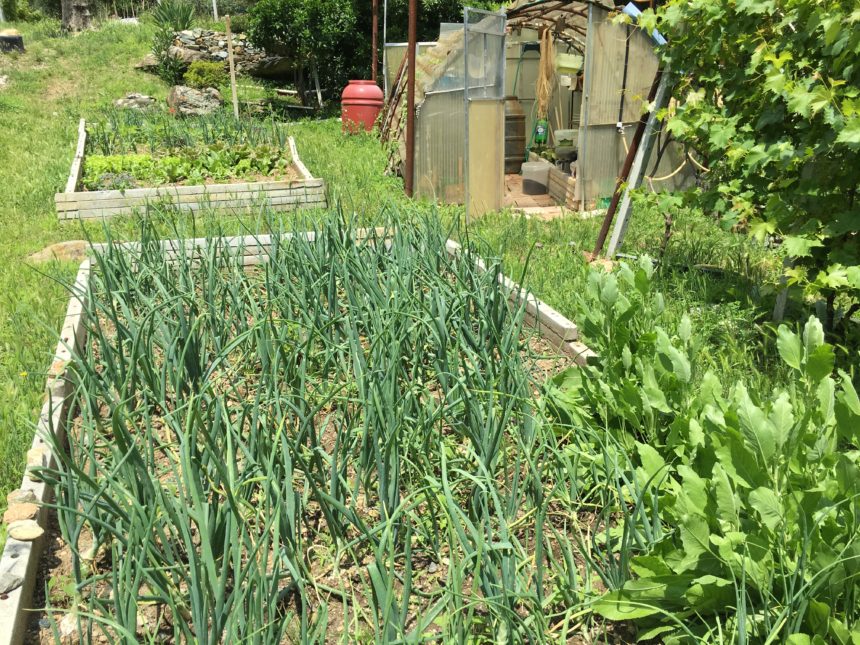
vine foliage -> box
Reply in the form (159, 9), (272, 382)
(639, 0), (860, 312)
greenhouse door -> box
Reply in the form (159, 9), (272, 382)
(464, 7), (506, 222)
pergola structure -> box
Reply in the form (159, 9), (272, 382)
(506, 0), (606, 51)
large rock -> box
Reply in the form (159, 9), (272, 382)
(114, 93), (157, 110)
(170, 45), (206, 65)
(249, 56), (295, 79)
(29, 241), (89, 263)
(167, 85), (223, 116)
(135, 53), (158, 70)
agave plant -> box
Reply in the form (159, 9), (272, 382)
(152, 0), (194, 31)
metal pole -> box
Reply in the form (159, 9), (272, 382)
(578, 3), (594, 212)
(372, 0), (379, 83)
(464, 9), (470, 224)
(383, 0), (389, 96)
(404, 0), (417, 197)
(592, 67), (664, 257)
(606, 66), (673, 257)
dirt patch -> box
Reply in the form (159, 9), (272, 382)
(45, 76), (75, 102)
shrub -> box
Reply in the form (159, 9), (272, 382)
(152, 0), (194, 31)
(640, 0), (860, 322)
(152, 27), (185, 85)
(227, 13), (248, 34)
(183, 60), (227, 89)
(1, 0), (17, 21)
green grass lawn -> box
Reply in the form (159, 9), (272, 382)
(0, 18), (793, 542)
(0, 21), (169, 528)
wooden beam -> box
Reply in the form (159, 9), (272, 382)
(65, 119), (86, 194)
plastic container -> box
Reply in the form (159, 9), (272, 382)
(522, 161), (550, 195)
(341, 80), (384, 134)
(555, 129), (576, 145)
(555, 52), (583, 75)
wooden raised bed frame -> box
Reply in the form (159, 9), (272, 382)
(55, 119), (328, 221)
(0, 231), (594, 645)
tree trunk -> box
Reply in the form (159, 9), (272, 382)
(61, 0), (92, 31)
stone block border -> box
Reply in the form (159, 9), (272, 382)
(0, 231), (593, 645)
(55, 119), (328, 221)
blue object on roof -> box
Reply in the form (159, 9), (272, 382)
(622, 2), (667, 46)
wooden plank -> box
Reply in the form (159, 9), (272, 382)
(74, 195), (327, 219)
(288, 137), (315, 181)
(64, 119), (87, 194)
(58, 187), (326, 211)
(445, 239), (579, 342)
(57, 179), (324, 204)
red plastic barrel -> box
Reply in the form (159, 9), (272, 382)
(341, 80), (384, 133)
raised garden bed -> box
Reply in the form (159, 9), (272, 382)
(0, 222), (594, 644)
(55, 117), (327, 221)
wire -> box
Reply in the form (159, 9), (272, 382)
(687, 150), (710, 172)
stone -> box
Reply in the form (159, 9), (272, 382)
(3, 503), (39, 524)
(27, 446), (48, 480)
(169, 45), (206, 65)
(114, 93), (157, 110)
(0, 572), (24, 595)
(59, 612), (78, 639)
(8, 519), (45, 542)
(7, 489), (38, 505)
(167, 85), (223, 116)
(136, 30), (293, 80)
(249, 56), (294, 79)
(135, 53), (158, 70)
(0, 75), (8, 90)
(28, 240), (89, 264)
(118, 17), (139, 25)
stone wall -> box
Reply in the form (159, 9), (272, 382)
(137, 29), (293, 79)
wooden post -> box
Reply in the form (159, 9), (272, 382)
(211, 0), (218, 20)
(312, 64), (323, 108)
(225, 15), (239, 119)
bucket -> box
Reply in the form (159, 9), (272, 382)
(522, 161), (550, 196)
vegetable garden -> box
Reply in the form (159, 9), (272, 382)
(57, 111), (325, 221)
(83, 111), (298, 189)
(0, 11), (858, 645)
(14, 214), (857, 644)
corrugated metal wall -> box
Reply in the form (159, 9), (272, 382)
(415, 90), (466, 202)
(578, 5), (694, 205)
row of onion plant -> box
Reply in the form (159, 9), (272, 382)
(87, 109), (291, 156)
(37, 215), (632, 643)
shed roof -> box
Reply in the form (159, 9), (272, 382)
(506, 1), (611, 51)
(505, 1), (663, 52)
